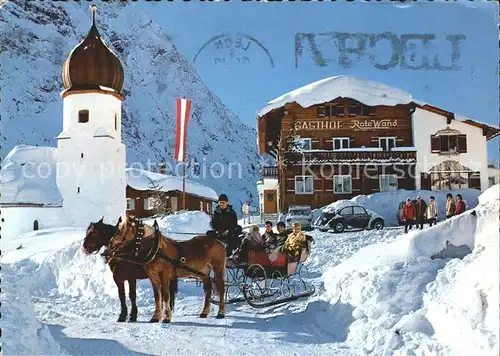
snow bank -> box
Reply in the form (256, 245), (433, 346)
(142, 210), (212, 240)
(126, 167), (218, 201)
(0, 145), (62, 205)
(321, 184), (499, 355)
(314, 188), (482, 226)
(258, 75), (414, 117)
(0, 206), (67, 240)
(1, 263), (65, 355)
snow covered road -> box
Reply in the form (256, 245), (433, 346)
(2, 226), (405, 356)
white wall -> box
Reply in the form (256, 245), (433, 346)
(0, 206), (66, 239)
(257, 177), (279, 214)
(412, 108), (489, 191)
(488, 167), (500, 186)
(57, 92), (126, 227)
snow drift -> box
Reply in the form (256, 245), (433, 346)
(321, 184), (499, 355)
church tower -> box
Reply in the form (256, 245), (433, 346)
(56, 5), (126, 226)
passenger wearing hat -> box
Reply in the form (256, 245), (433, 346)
(208, 193), (241, 256)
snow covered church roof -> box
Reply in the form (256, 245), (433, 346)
(257, 75), (415, 117)
(126, 168), (219, 201)
(0, 145), (62, 206)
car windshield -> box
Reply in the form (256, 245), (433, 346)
(289, 209), (309, 216)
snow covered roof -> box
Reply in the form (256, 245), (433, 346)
(126, 168), (218, 201)
(257, 76), (414, 117)
(257, 76), (499, 139)
(0, 145), (62, 205)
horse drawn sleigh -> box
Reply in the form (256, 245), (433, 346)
(81, 215), (315, 323)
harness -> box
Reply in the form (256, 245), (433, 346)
(109, 218), (206, 278)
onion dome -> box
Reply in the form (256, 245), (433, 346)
(62, 5), (124, 97)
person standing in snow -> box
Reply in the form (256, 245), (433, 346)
(445, 193), (456, 219)
(242, 201), (251, 225)
(414, 196), (427, 230)
(402, 198), (416, 234)
(208, 193), (241, 256)
(455, 194), (466, 215)
(426, 196), (438, 227)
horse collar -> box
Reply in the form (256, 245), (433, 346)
(133, 220), (145, 256)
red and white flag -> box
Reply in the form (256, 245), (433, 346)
(174, 98), (191, 162)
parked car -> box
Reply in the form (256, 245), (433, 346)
(285, 205), (313, 230)
(314, 204), (385, 233)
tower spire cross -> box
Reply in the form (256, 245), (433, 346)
(91, 5), (97, 25)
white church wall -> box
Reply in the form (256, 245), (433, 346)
(0, 206), (67, 239)
(62, 92), (122, 137)
(412, 108), (489, 191)
(57, 92), (126, 227)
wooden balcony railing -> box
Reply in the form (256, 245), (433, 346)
(284, 150), (417, 163)
(261, 166), (278, 177)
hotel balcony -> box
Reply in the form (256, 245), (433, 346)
(284, 148), (417, 165)
(261, 166), (278, 178)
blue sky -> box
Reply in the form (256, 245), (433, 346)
(145, 0), (499, 162)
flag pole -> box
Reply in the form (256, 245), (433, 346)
(182, 153), (186, 211)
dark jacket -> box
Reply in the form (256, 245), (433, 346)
(414, 200), (427, 220)
(210, 205), (238, 235)
(262, 230), (277, 247)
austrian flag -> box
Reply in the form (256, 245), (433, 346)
(174, 98), (191, 162)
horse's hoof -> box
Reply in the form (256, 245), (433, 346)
(199, 313), (208, 318)
(128, 317), (137, 323)
(162, 319), (171, 324)
(117, 316), (127, 322)
(149, 318), (159, 323)
(216, 314), (225, 319)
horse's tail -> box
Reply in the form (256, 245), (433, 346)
(169, 278), (178, 311)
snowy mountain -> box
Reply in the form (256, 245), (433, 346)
(0, 1), (259, 210)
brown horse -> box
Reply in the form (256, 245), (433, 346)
(109, 215), (226, 323)
(82, 217), (178, 322)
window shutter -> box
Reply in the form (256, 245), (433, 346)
(430, 135), (440, 153)
(457, 134), (467, 153)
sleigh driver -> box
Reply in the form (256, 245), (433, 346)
(206, 194), (243, 257)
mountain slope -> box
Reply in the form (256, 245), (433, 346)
(0, 1), (259, 211)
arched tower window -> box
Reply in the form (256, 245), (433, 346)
(79, 110), (89, 123)
(33, 220), (39, 231)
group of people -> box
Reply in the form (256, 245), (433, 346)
(401, 193), (467, 233)
(207, 194), (309, 263)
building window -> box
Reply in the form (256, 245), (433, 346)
(379, 137), (396, 151)
(114, 113), (118, 131)
(78, 110), (89, 123)
(348, 104), (361, 116)
(489, 177), (496, 187)
(81, 153), (84, 159)
(200, 201), (204, 211)
(431, 134), (467, 154)
(77, 187), (80, 193)
(267, 193), (274, 201)
(317, 106), (327, 117)
(332, 137), (350, 150)
(143, 197), (155, 210)
(379, 174), (398, 192)
(297, 138), (312, 150)
(295, 175), (314, 194)
(362, 105), (376, 116)
(33, 220), (39, 231)
(126, 198), (135, 210)
(334, 175), (352, 194)
(330, 105), (344, 117)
